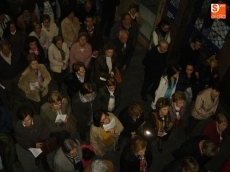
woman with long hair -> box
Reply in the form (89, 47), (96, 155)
(151, 65), (180, 110)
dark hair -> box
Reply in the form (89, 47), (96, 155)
(52, 36), (63, 45)
(130, 136), (147, 154)
(106, 77), (117, 87)
(42, 14), (51, 22)
(80, 82), (94, 95)
(103, 41), (116, 52)
(0, 40), (10, 48)
(156, 97), (170, 112)
(78, 32), (88, 40)
(129, 4), (139, 11)
(164, 65), (180, 88)
(72, 61), (86, 73)
(16, 106), (34, 120)
(191, 36), (202, 44)
(122, 13), (131, 20)
(211, 82), (222, 92)
(85, 14), (94, 21)
(82, 148), (95, 161)
(27, 53), (38, 63)
(84, 0), (93, 5)
(24, 36), (42, 51)
(61, 138), (78, 154)
(158, 19), (170, 27)
(93, 110), (109, 127)
(202, 140), (218, 157)
(3, 20), (20, 40)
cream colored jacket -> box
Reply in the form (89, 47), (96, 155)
(48, 43), (69, 73)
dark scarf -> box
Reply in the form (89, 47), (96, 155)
(56, 45), (65, 60)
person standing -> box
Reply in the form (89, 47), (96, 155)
(184, 82), (221, 138)
(0, 40), (24, 109)
(141, 39), (168, 101)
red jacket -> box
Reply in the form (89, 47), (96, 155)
(201, 121), (227, 147)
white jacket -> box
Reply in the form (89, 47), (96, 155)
(48, 42), (69, 73)
(151, 76), (178, 109)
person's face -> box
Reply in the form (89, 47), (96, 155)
(23, 10), (30, 17)
(22, 115), (33, 128)
(159, 43), (168, 53)
(52, 101), (62, 111)
(29, 41), (37, 50)
(159, 106), (169, 116)
(30, 60), (39, 70)
(84, 92), (93, 99)
(77, 66), (86, 77)
(129, 8), (137, 15)
(100, 113), (110, 125)
(119, 33), (128, 43)
(85, 2), (92, 11)
(107, 86), (116, 92)
(68, 147), (78, 158)
(173, 72), (180, 79)
(43, 19), (50, 28)
(211, 89), (220, 98)
(79, 36), (87, 47)
(85, 17), (93, 28)
(193, 41), (202, 50)
(105, 49), (114, 57)
(34, 24), (41, 34)
(161, 25), (170, 32)
(1, 45), (10, 55)
(210, 61), (217, 68)
(136, 148), (146, 157)
(123, 15), (132, 26)
(185, 65), (194, 75)
(56, 40), (63, 49)
(68, 12), (75, 20)
(0, 14), (5, 22)
(176, 100), (185, 108)
(9, 23), (16, 32)
(217, 122), (228, 132)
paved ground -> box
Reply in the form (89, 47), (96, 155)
(2, 43), (229, 172)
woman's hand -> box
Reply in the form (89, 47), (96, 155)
(36, 142), (43, 148)
(168, 122), (174, 129)
(109, 128), (115, 134)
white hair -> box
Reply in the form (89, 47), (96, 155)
(91, 159), (108, 172)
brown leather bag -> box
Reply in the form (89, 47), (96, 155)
(39, 137), (60, 158)
(114, 67), (122, 83)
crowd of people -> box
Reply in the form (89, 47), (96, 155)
(0, 0), (229, 172)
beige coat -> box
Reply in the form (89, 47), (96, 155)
(90, 113), (124, 156)
(192, 88), (219, 120)
(18, 64), (51, 102)
(48, 43), (69, 73)
(61, 17), (81, 48)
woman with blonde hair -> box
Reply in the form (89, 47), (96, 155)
(40, 91), (75, 142)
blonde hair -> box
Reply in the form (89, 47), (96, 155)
(207, 55), (218, 66)
(182, 156), (199, 172)
(48, 91), (63, 104)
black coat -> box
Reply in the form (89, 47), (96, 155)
(120, 147), (142, 172)
(79, 24), (103, 52)
(64, 71), (90, 99)
(97, 85), (121, 111)
(142, 46), (167, 80)
(119, 106), (144, 138)
(199, 65), (219, 87)
(113, 38), (133, 70)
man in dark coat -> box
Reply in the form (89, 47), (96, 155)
(110, 13), (138, 48)
(113, 30), (133, 71)
(141, 39), (168, 101)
